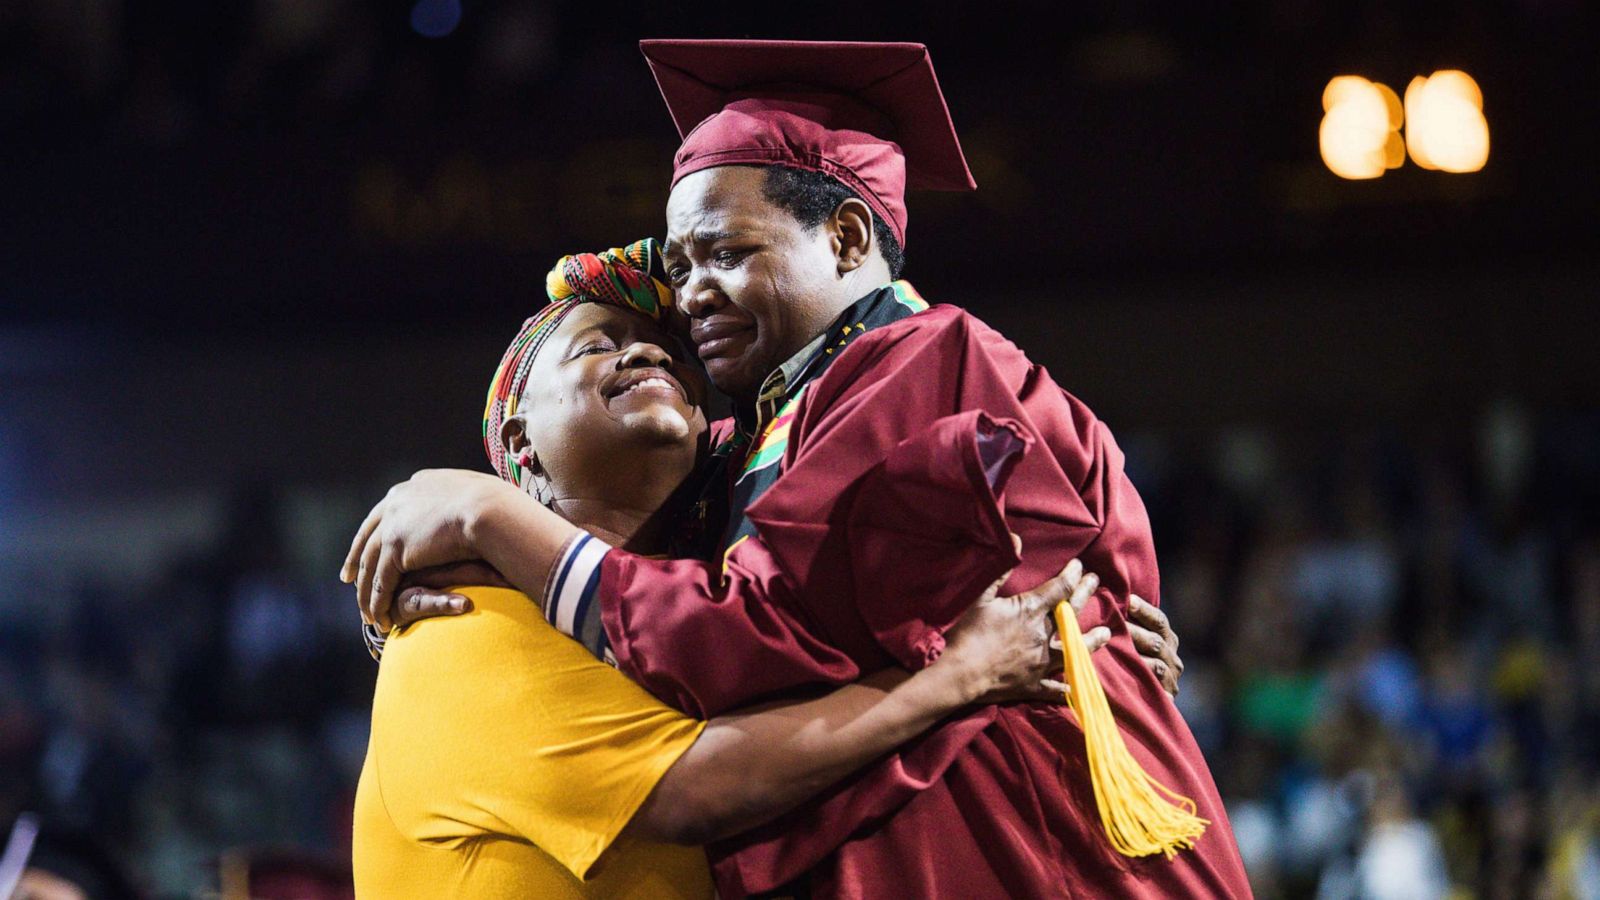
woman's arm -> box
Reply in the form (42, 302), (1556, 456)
(628, 561), (1108, 845)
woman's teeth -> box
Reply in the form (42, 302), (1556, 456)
(622, 377), (674, 396)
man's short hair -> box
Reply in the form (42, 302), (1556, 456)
(760, 166), (906, 279)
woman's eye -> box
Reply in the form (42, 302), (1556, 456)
(579, 342), (615, 356)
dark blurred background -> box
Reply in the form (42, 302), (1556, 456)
(1, 1), (1597, 897)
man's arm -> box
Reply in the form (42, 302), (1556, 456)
(341, 468), (579, 632)
(632, 562), (1101, 844)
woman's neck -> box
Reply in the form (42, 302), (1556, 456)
(549, 497), (670, 554)
(547, 453), (690, 555)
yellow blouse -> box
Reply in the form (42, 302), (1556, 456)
(353, 586), (713, 899)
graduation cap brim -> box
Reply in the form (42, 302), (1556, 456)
(640, 39), (976, 192)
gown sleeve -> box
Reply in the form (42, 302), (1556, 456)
(598, 405), (1031, 717)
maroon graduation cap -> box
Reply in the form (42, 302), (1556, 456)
(640, 39), (977, 247)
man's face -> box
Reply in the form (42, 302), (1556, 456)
(662, 166), (843, 405)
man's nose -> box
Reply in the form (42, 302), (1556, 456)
(677, 278), (726, 319)
(619, 342), (673, 370)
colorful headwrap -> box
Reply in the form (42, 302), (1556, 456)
(482, 238), (674, 485)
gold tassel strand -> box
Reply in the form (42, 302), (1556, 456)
(1054, 600), (1210, 859)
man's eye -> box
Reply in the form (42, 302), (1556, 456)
(713, 248), (748, 266)
(666, 265), (689, 285)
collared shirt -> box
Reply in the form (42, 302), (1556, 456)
(740, 329), (827, 437)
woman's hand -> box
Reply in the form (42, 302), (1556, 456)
(340, 469), (528, 632)
(936, 555), (1110, 707)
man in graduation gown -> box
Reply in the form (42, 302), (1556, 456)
(523, 40), (1251, 898)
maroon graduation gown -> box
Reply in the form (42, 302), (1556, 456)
(598, 304), (1251, 898)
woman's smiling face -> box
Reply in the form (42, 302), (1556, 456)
(505, 303), (709, 499)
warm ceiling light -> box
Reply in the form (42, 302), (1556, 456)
(1405, 70), (1489, 173)
(1320, 76), (1405, 180)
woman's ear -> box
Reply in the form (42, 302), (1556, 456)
(501, 416), (541, 476)
(829, 197), (874, 275)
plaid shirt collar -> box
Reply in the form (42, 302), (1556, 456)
(735, 329), (828, 438)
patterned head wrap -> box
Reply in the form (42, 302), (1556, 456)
(482, 238), (674, 485)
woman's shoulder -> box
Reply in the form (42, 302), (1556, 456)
(381, 586), (587, 669)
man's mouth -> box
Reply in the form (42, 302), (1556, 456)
(691, 319), (753, 361)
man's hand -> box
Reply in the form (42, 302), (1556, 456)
(1128, 594), (1184, 696)
(384, 561), (516, 629)
(340, 469), (526, 633)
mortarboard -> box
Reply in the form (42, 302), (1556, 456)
(640, 39), (977, 247)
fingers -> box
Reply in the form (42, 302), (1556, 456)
(355, 537), (382, 630)
(1068, 570), (1100, 613)
(990, 677), (1080, 706)
(403, 561), (507, 591)
(1128, 621), (1165, 658)
(342, 501), (384, 583)
(1014, 559), (1089, 615)
(994, 679), (1071, 706)
(1144, 658), (1172, 692)
(978, 533), (1026, 601)
(1052, 623), (1113, 654)
(1128, 594), (1183, 696)
(1128, 594), (1172, 642)
(371, 544), (402, 634)
(393, 588), (473, 627)
(982, 563), (1018, 602)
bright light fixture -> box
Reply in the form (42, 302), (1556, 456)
(1320, 76), (1405, 180)
(1405, 70), (1490, 173)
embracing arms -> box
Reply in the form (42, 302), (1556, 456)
(630, 560), (1102, 844)
(341, 469), (573, 633)
(366, 538), (1103, 862)
(341, 468), (1184, 691)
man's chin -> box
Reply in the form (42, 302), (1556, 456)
(701, 357), (761, 405)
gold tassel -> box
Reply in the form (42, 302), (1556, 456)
(1054, 601), (1209, 859)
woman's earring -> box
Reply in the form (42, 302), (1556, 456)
(515, 449), (551, 506)
(521, 448), (560, 506)
(532, 475), (554, 507)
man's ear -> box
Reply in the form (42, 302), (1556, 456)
(829, 197), (874, 275)
(501, 416), (541, 475)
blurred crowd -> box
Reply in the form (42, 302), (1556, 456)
(3, 400), (1596, 897)
(0, 483), (371, 896)
(1142, 400), (1600, 899)
(2, 1), (1597, 898)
